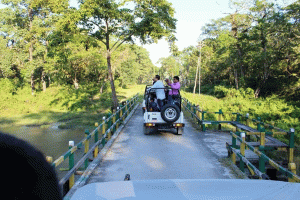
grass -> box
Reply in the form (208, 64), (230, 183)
(0, 84), (144, 129)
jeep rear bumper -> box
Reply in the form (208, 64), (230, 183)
(144, 123), (185, 129)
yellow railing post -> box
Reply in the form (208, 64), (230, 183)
(120, 107), (123, 121)
(108, 129), (112, 139)
(231, 152), (236, 165)
(113, 114), (116, 133)
(94, 122), (99, 158)
(101, 117), (106, 146)
(288, 128), (296, 182)
(288, 163), (297, 182)
(68, 141), (75, 189)
(240, 132), (246, 172)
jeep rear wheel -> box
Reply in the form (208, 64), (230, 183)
(161, 104), (180, 123)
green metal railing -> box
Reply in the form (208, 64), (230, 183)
(182, 96), (299, 182)
(227, 131), (300, 182)
(46, 94), (140, 195)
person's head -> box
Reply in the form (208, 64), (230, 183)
(0, 132), (62, 199)
(173, 76), (179, 83)
(153, 75), (160, 82)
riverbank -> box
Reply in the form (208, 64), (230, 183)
(0, 85), (144, 130)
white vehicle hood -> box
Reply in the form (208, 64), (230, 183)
(70, 179), (300, 200)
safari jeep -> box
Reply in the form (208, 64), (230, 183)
(142, 85), (184, 135)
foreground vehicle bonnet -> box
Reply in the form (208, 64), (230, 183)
(70, 179), (300, 200)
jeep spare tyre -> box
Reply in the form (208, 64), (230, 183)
(161, 104), (180, 123)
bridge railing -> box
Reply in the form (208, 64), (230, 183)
(182, 98), (237, 131)
(46, 94), (140, 195)
(227, 131), (300, 182)
(182, 97), (298, 182)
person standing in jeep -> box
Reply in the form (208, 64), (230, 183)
(151, 75), (165, 110)
(165, 76), (181, 101)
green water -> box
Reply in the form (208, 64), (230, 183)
(0, 123), (92, 180)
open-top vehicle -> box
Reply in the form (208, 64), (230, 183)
(142, 85), (184, 135)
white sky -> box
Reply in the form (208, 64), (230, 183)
(141, 0), (297, 66)
(142, 0), (234, 66)
(1, 0), (297, 66)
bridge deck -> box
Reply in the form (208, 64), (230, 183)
(86, 105), (236, 184)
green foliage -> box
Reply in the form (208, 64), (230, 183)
(0, 84), (144, 128)
(174, 0), (300, 100)
(183, 89), (300, 144)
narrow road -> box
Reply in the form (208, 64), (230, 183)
(87, 105), (236, 183)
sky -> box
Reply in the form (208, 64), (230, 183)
(142, 0), (234, 66)
(1, 0), (297, 66)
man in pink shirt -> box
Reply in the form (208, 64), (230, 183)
(165, 76), (181, 101)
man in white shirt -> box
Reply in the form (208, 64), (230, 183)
(151, 75), (166, 110)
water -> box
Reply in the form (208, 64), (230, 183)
(0, 123), (92, 180)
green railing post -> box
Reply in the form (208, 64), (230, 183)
(236, 113), (240, 122)
(218, 109), (222, 130)
(259, 132), (266, 173)
(257, 117), (262, 131)
(232, 134), (237, 149)
(202, 111), (206, 132)
(68, 141), (75, 190)
(84, 129), (90, 169)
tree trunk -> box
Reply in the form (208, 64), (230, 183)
(30, 72), (35, 95)
(29, 8), (34, 95)
(234, 68), (239, 90)
(199, 48), (201, 95)
(100, 82), (104, 94)
(193, 57), (200, 94)
(105, 23), (118, 109)
(42, 70), (46, 92)
(254, 87), (260, 98)
(74, 75), (79, 89)
(48, 76), (51, 86)
(42, 40), (48, 92)
(107, 51), (118, 109)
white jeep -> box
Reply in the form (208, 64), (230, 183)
(142, 85), (184, 135)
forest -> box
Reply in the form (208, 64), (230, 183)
(1, 0), (300, 131)
(159, 0), (300, 103)
(0, 0), (176, 113)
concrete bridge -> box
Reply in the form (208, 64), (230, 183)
(50, 94), (299, 199)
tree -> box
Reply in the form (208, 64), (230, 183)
(79, 0), (176, 109)
(0, 0), (68, 94)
